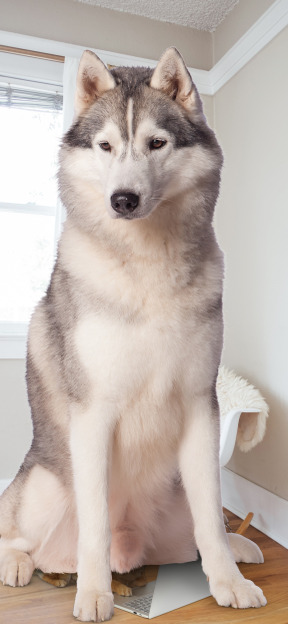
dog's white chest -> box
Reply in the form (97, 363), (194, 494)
(74, 310), (185, 406)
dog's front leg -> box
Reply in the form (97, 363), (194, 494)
(179, 392), (266, 609)
(70, 404), (115, 623)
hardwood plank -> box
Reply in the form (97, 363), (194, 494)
(0, 510), (287, 623)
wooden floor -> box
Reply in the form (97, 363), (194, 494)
(0, 510), (287, 624)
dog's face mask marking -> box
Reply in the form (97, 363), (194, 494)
(62, 48), (221, 222)
(91, 109), (176, 220)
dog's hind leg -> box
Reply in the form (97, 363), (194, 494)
(0, 464), (70, 587)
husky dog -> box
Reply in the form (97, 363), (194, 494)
(0, 48), (266, 622)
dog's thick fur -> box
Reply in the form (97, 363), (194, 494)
(0, 48), (266, 621)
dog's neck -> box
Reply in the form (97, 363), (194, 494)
(63, 191), (215, 263)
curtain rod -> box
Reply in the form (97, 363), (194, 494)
(0, 45), (65, 63)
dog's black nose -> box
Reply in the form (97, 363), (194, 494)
(111, 192), (139, 215)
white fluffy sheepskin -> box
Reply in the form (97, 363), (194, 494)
(216, 366), (269, 453)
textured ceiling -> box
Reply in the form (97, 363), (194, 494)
(75, 0), (239, 32)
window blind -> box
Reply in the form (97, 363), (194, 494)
(0, 85), (63, 112)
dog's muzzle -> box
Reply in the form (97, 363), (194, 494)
(110, 191), (139, 216)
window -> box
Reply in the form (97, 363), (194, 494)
(0, 51), (63, 356)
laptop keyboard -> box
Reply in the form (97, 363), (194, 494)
(123, 593), (153, 616)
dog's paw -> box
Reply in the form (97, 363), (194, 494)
(111, 579), (132, 596)
(0, 549), (33, 587)
(227, 533), (264, 564)
(73, 589), (114, 622)
(210, 574), (267, 609)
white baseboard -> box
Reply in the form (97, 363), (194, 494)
(221, 467), (288, 549)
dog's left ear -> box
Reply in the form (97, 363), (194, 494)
(150, 47), (204, 121)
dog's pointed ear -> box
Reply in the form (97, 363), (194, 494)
(150, 47), (203, 120)
(75, 50), (116, 117)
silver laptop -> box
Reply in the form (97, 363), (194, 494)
(114, 559), (211, 619)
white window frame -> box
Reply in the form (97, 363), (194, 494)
(0, 48), (64, 358)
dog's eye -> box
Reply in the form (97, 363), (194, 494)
(149, 138), (167, 150)
(99, 141), (111, 151)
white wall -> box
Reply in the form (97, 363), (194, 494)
(0, 360), (32, 479)
(214, 26), (288, 499)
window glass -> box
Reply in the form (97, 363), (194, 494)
(0, 105), (62, 207)
(0, 212), (55, 322)
(0, 87), (63, 324)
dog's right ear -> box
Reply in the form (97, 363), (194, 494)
(75, 50), (116, 117)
